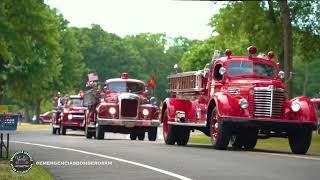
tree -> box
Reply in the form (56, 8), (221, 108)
(73, 25), (146, 90)
(279, 0), (293, 98)
(0, 1), (86, 122)
(180, 37), (217, 71)
(124, 33), (196, 101)
(209, 1), (282, 57)
(0, 0), (61, 105)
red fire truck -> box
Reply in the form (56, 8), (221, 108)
(84, 73), (160, 141)
(160, 46), (318, 154)
(52, 93), (86, 135)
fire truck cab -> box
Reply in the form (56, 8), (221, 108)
(160, 46), (317, 154)
(84, 73), (160, 141)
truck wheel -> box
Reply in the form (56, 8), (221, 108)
(130, 133), (137, 140)
(148, 127), (157, 141)
(61, 126), (67, 135)
(96, 124), (104, 140)
(289, 129), (312, 154)
(243, 129), (258, 150)
(231, 135), (244, 149)
(163, 109), (176, 145)
(52, 127), (57, 135)
(210, 108), (231, 150)
(138, 132), (145, 141)
(176, 127), (190, 146)
(85, 126), (94, 139)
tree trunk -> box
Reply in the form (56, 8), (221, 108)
(279, 0), (293, 98)
(303, 63), (309, 96)
(23, 103), (30, 122)
(34, 99), (41, 124)
(0, 86), (3, 105)
(268, 0), (284, 70)
(0, 54), (5, 105)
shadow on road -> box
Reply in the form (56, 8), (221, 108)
(183, 143), (320, 157)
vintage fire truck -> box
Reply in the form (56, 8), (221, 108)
(52, 93), (87, 135)
(83, 73), (160, 141)
(160, 46), (318, 154)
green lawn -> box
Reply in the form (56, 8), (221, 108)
(0, 160), (54, 180)
(17, 123), (51, 131)
(189, 131), (320, 154)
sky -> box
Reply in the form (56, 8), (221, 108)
(46, 0), (225, 40)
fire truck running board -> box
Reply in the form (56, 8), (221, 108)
(168, 121), (207, 127)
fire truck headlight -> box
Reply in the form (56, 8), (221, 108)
(142, 109), (149, 116)
(291, 101), (301, 112)
(239, 99), (248, 109)
(109, 107), (116, 115)
(67, 114), (73, 120)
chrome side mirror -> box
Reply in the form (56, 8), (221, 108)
(149, 97), (157, 105)
(278, 71), (285, 80)
(173, 64), (179, 73)
(219, 67), (226, 75)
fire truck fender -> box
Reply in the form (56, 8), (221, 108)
(209, 93), (242, 119)
(285, 96), (317, 123)
(160, 98), (194, 122)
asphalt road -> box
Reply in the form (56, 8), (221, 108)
(5, 129), (320, 180)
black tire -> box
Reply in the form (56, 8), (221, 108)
(243, 129), (258, 150)
(231, 129), (258, 150)
(231, 135), (244, 149)
(138, 132), (145, 141)
(289, 129), (312, 154)
(176, 127), (190, 146)
(61, 126), (67, 135)
(130, 133), (137, 140)
(52, 127), (57, 135)
(96, 124), (104, 140)
(85, 126), (94, 139)
(210, 108), (231, 150)
(148, 127), (157, 141)
(163, 110), (177, 145)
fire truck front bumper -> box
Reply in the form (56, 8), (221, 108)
(221, 117), (318, 131)
(95, 118), (161, 128)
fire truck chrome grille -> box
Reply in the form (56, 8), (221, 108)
(253, 86), (284, 118)
(121, 99), (138, 118)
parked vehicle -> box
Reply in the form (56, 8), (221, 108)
(39, 111), (53, 124)
(160, 46), (318, 154)
(84, 73), (160, 140)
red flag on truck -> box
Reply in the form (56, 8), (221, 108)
(147, 75), (156, 88)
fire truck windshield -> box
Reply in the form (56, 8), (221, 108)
(108, 82), (144, 93)
(68, 98), (83, 107)
(227, 61), (276, 78)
